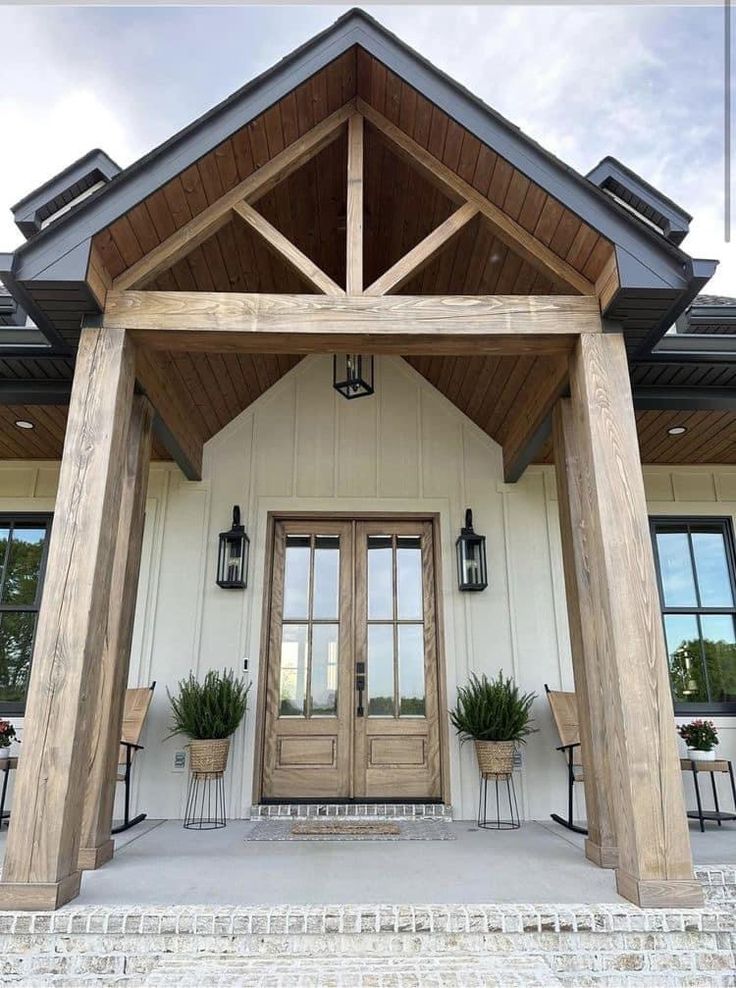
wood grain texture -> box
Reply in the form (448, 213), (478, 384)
(357, 99), (598, 296)
(134, 347), (204, 480)
(112, 104), (353, 291)
(105, 291), (601, 356)
(567, 332), (701, 908)
(365, 202), (479, 296)
(0, 327), (135, 908)
(346, 113), (364, 294)
(552, 398), (618, 870)
(78, 394), (154, 870)
(232, 201), (345, 295)
(502, 355), (569, 483)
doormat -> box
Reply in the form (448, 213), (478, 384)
(243, 819), (455, 841)
(293, 820), (401, 836)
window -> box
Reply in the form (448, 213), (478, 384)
(651, 517), (736, 714)
(0, 516), (52, 715)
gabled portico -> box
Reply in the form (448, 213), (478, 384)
(0, 9), (720, 912)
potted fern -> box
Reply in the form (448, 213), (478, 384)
(450, 671), (536, 777)
(167, 669), (251, 774)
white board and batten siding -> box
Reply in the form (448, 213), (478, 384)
(3, 355), (736, 820)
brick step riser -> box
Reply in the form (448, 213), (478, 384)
(1, 933), (734, 978)
(2, 929), (734, 956)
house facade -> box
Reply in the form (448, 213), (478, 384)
(0, 10), (733, 911)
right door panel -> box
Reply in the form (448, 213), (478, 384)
(354, 520), (441, 798)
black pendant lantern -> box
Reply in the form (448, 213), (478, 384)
(456, 508), (488, 591)
(216, 505), (249, 589)
(333, 354), (374, 399)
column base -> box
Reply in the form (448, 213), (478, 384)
(78, 838), (114, 871)
(585, 839), (618, 869)
(0, 870), (81, 911)
(616, 869), (704, 908)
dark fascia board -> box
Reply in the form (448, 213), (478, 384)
(0, 255), (74, 353)
(8, 7), (701, 304)
(633, 258), (718, 359)
(586, 156), (691, 245)
(633, 386), (736, 411)
(0, 380), (71, 405)
(643, 332), (736, 364)
(12, 149), (120, 239)
(688, 305), (736, 326)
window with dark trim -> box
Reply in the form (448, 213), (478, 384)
(0, 515), (52, 715)
(650, 517), (736, 715)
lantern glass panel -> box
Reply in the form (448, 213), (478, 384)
(456, 533), (487, 591)
(217, 530), (249, 588)
(333, 354), (374, 400)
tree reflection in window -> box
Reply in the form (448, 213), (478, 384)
(0, 520), (50, 711)
(652, 517), (736, 712)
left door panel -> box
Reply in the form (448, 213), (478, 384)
(261, 520), (353, 799)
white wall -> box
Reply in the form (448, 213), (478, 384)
(4, 357), (736, 821)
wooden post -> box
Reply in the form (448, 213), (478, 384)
(0, 327), (135, 910)
(553, 399), (618, 869)
(78, 394), (154, 870)
(566, 332), (702, 908)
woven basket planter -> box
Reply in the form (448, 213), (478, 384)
(189, 738), (230, 775)
(474, 740), (514, 779)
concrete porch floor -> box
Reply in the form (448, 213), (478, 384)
(2, 818), (735, 908)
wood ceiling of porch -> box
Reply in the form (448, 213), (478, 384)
(90, 48), (613, 295)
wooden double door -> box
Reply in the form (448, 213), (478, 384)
(261, 517), (443, 801)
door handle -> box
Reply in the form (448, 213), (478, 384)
(356, 661), (365, 717)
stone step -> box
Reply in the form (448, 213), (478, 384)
(697, 866), (736, 904)
(249, 803), (453, 820)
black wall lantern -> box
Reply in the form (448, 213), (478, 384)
(216, 505), (249, 589)
(456, 508), (488, 591)
(333, 354), (374, 399)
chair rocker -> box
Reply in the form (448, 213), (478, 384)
(545, 684), (588, 836)
(113, 682), (155, 835)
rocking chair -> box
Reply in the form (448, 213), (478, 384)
(113, 682), (155, 835)
(545, 684), (588, 836)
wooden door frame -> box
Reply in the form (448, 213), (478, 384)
(252, 511), (451, 806)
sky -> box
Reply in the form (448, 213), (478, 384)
(0, 4), (733, 294)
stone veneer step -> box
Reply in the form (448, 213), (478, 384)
(249, 803), (453, 820)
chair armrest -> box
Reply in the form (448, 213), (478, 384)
(555, 742), (581, 753)
(120, 740), (144, 752)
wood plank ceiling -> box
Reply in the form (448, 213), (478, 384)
(18, 44), (713, 470)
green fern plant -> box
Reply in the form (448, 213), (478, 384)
(166, 669), (251, 741)
(450, 671), (536, 744)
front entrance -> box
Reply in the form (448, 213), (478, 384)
(260, 517), (443, 801)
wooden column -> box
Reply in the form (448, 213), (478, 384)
(553, 399), (618, 869)
(566, 332), (701, 908)
(0, 327), (135, 910)
(78, 394), (154, 870)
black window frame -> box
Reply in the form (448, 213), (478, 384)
(650, 515), (736, 716)
(0, 513), (53, 716)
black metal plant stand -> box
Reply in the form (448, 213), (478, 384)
(183, 771), (227, 830)
(477, 770), (521, 830)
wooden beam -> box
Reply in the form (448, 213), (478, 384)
(232, 201), (344, 296)
(566, 331), (702, 908)
(346, 113), (364, 294)
(113, 103), (353, 291)
(502, 355), (569, 483)
(552, 398), (618, 870)
(365, 202), (478, 296)
(105, 290), (601, 356)
(135, 347), (203, 480)
(357, 99), (596, 297)
(78, 394), (154, 872)
(0, 326), (135, 911)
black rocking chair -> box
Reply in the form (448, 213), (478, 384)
(545, 684), (588, 836)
